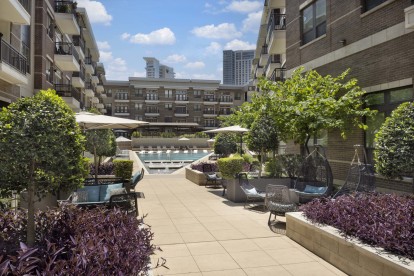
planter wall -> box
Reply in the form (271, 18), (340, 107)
(286, 212), (414, 276)
(185, 168), (207, 186)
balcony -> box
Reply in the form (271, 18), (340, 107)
(54, 84), (81, 110)
(175, 95), (189, 103)
(0, 0), (30, 25)
(266, 13), (286, 54)
(91, 74), (99, 84)
(255, 65), (264, 79)
(219, 110), (233, 116)
(145, 95), (160, 104)
(145, 109), (160, 117)
(100, 108), (107, 114)
(96, 82), (104, 93)
(84, 56), (95, 75)
(72, 67), (85, 88)
(203, 110), (217, 117)
(54, 42), (80, 72)
(203, 96), (218, 104)
(114, 96), (129, 103)
(219, 97), (233, 104)
(0, 37), (28, 84)
(72, 35), (85, 60)
(54, 0), (80, 35)
(96, 103), (104, 109)
(269, 68), (286, 82)
(114, 112), (130, 116)
(264, 54), (281, 78)
(175, 108), (189, 117)
(405, 5), (414, 29)
(100, 93), (107, 98)
(84, 81), (94, 97)
(259, 45), (269, 67)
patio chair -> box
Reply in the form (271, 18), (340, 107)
(238, 173), (266, 210)
(265, 184), (297, 225)
(203, 163), (222, 187)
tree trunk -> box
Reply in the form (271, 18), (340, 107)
(304, 135), (311, 155)
(26, 162), (36, 247)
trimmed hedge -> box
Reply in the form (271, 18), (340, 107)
(217, 156), (244, 179)
(113, 160), (133, 180)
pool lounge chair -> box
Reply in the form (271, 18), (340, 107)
(238, 173), (266, 210)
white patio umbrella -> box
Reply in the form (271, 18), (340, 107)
(115, 136), (132, 142)
(178, 137), (190, 141)
(75, 112), (148, 130)
(204, 125), (249, 154)
(75, 112), (148, 182)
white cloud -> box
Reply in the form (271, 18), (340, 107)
(99, 50), (113, 62)
(226, 1), (262, 13)
(133, 71), (146, 77)
(97, 41), (111, 50)
(224, 39), (256, 50)
(185, 61), (206, 69)
(205, 42), (222, 55)
(192, 73), (218, 79)
(163, 54), (187, 64)
(242, 11), (262, 32)
(128, 28), (176, 45)
(121, 33), (131, 40)
(76, 0), (112, 25)
(192, 23), (242, 40)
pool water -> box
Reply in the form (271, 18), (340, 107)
(136, 150), (210, 174)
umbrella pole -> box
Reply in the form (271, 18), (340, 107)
(240, 134), (243, 154)
(94, 145), (98, 185)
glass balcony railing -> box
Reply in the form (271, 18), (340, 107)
(266, 13), (286, 44)
(54, 84), (81, 102)
(55, 42), (79, 61)
(0, 37), (27, 75)
(270, 68), (287, 82)
(18, 0), (30, 14)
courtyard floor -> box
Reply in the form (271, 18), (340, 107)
(138, 173), (347, 276)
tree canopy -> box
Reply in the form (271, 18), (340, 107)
(374, 101), (414, 180)
(0, 89), (87, 245)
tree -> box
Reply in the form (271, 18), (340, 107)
(85, 129), (116, 174)
(213, 133), (238, 156)
(0, 89), (86, 246)
(265, 67), (376, 154)
(246, 114), (279, 177)
(374, 102), (414, 192)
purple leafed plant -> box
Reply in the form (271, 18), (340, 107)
(89, 162), (114, 175)
(0, 205), (160, 274)
(191, 162), (219, 172)
(300, 193), (414, 260)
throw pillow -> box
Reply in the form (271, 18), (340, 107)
(72, 191), (88, 203)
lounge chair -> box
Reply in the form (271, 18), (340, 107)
(265, 184), (297, 225)
(238, 173), (266, 210)
(202, 163), (222, 188)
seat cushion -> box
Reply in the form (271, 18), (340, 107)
(77, 186), (100, 202)
(131, 171), (141, 186)
(267, 202), (296, 213)
(102, 183), (124, 201)
(72, 191), (88, 203)
(303, 185), (327, 194)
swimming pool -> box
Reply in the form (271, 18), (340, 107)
(136, 150), (210, 174)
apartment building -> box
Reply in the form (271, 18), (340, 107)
(143, 57), (175, 79)
(0, 0), (106, 112)
(103, 77), (247, 134)
(252, 0), (414, 193)
(223, 50), (255, 86)
(251, 0), (286, 90)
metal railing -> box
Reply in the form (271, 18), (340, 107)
(145, 108), (159, 113)
(264, 54), (281, 75)
(85, 56), (93, 65)
(203, 96), (217, 102)
(54, 84), (81, 102)
(203, 109), (216, 115)
(0, 37), (27, 75)
(85, 80), (93, 89)
(55, 0), (77, 14)
(175, 108), (188, 114)
(55, 42), (79, 61)
(72, 66), (85, 80)
(73, 35), (85, 53)
(220, 97), (233, 103)
(175, 95), (189, 101)
(145, 95), (159, 101)
(270, 68), (287, 82)
(18, 0), (31, 14)
(266, 13), (286, 44)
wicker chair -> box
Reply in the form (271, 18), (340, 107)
(265, 184), (297, 225)
(238, 173), (266, 210)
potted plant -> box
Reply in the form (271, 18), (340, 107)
(217, 156), (244, 202)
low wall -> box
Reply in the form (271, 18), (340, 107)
(185, 168), (207, 185)
(132, 137), (209, 149)
(286, 212), (414, 276)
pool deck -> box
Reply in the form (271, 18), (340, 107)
(137, 173), (347, 275)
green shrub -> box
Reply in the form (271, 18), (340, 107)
(194, 132), (209, 138)
(160, 132), (176, 138)
(214, 133), (238, 156)
(217, 156), (244, 179)
(131, 131), (142, 138)
(113, 160), (133, 180)
(280, 154), (303, 178)
(265, 157), (283, 178)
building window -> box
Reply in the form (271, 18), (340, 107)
(363, 0), (388, 12)
(115, 92), (129, 100)
(135, 88), (143, 97)
(115, 105), (129, 113)
(364, 86), (414, 163)
(301, 0), (326, 45)
(165, 116), (173, 122)
(194, 104), (201, 111)
(194, 90), (202, 98)
(194, 117), (201, 123)
(46, 12), (54, 40)
(135, 103), (143, 110)
(165, 103), (173, 110)
(165, 90), (173, 98)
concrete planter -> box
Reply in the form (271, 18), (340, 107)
(286, 212), (414, 276)
(185, 167), (207, 186)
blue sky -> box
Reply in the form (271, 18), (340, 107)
(77, 0), (263, 82)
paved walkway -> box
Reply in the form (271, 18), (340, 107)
(138, 174), (347, 276)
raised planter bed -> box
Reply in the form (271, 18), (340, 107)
(185, 167), (207, 186)
(286, 212), (414, 276)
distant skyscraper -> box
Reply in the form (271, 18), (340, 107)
(143, 57), (175, 79)
(223, 50), (254, 85)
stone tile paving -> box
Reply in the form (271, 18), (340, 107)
(137, 174), (347, 276)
